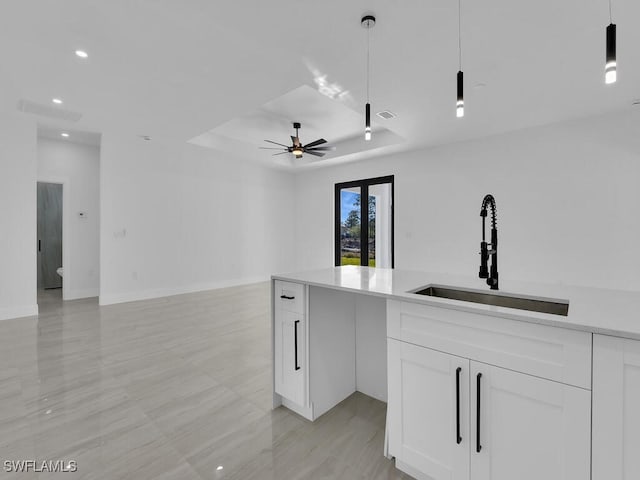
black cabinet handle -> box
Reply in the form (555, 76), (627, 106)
(456, 367), (462, 444)
(294, 320), (300, 371)
(280, 295), (295, 300)
(476, 372), (482, 453)
(38, 240), (41, 252)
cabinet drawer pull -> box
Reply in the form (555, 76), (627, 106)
(456, 367), (462, 444)
(294, 320), (300, 371)
(476, 372), (482, 453)
(280, 295), (295, 300)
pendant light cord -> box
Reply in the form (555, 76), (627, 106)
(608, 0), (613, 23)
(366, 22), (371, 103)
(458, 0), (462, 70)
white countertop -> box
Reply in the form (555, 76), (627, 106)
(272, 266), (640, 341)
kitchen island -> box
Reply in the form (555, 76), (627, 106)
(271, 266), (640, 480)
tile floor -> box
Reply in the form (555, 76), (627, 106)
(0, 284), (408, 479)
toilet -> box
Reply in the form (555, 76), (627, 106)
(56, 267), (64, 278)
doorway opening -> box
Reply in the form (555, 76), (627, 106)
(36, 127), (101, 307)
(37, 182), (63, 302)
(335, 175), (394, 268)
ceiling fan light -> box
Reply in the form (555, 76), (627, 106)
(292, 148), (303, 156)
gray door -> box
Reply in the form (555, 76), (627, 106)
(37, 182), (63, 289)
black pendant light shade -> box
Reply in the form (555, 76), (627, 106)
(457, 71), (464, 118)
(365, 103), (371, 141)
(605, 23), (617, 84)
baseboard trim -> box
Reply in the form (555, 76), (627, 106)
(98, 276), (269, 306)
(64, 288), (99, 301)
(0, 304), (39, 321)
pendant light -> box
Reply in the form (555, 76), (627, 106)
(362, 15), (375, 141)
(605, 0), (617, 84)
(456, 0), (464, 117)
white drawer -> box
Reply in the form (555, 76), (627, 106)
(274, 280), (306, 315)
(387, 300), (592, 389)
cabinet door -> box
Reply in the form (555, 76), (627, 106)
(470, 361), (590, 480)
(388, 339), (470, 480)
(274, 309), (305, 406)
(593, 334), (640, 480)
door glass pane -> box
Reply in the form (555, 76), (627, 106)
(339, 187), (361, 266)
(368, 183), (392, 268)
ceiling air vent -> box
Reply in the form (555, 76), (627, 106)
(376, 110), (396, 120)
(17, 99), (82, 122)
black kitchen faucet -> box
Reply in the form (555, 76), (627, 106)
(479, 194), (499, 290)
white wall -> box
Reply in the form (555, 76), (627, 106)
(294, 110), (640, 292)
(37, 138), (100, 300)
(0, 113), (38, 320)
(3, 107), (638, 319)
(99, 134), (296, 305)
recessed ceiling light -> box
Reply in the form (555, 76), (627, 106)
(52, 98), (63, 104)
(75, 50), (88, 58)
(61, 133), (69, 137)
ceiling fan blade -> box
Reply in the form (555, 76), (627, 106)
(291, 136), (301, 147)
(259, 147), (287, 150)
(306, 146), (335, 151)
(264, 140), (289, 147)
(305, 150), (326, 157)
(272, 151), (289, 156)
(303, 138), (327, 148)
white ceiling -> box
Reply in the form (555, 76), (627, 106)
(1, 0), (639, 169)
(188, 85), (404, 167)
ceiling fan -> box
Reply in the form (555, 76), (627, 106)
(260, 122), (335, 159)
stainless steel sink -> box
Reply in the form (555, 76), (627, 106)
(412, 285), (569, 316)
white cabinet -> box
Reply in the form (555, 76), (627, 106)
(387, 300), (592, 389)
(388, 339), (469, 480)
(273, 281), (307, 408)
(272, 282), (381, 421)
(274, 308), (306, 406)
(387, 300), (592, 480)
(593, 334), (640, 480)
(470, 362), (591, 480)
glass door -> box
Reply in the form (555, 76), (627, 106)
(337, 185), (362, 265)
(335, 176), (394, 268)
(368, 182), (393, 268)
